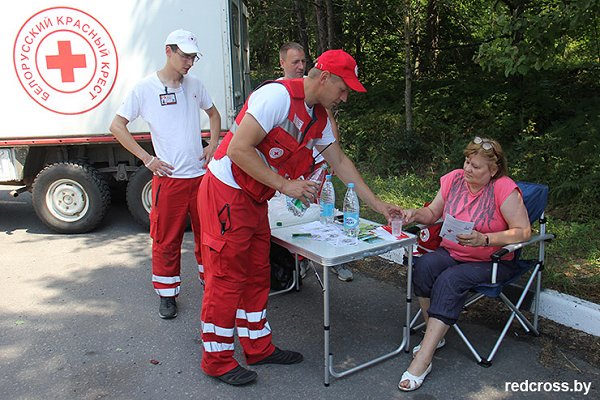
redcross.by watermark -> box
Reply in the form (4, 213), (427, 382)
(505, 380), (592, 396)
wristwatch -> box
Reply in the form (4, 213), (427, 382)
(484, 235), (490, 246)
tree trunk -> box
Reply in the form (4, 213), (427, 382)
(325, 0), (342, 49)
(314, 0), (328, 54)
(502, 0), (526, 132)
(294, 0), (311, 63)
(404, 0), (413, 136)
(421, 0), (440, 76)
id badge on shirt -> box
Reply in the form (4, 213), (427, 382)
(159, 92), (177, 106)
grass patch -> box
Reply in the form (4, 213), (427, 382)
(540, 220), (600, 304)
(332, 173), (438, 224)
(332, 172), (600, 304)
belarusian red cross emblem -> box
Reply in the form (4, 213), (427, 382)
(46, 41), (87, 83)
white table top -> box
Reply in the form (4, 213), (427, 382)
(270, 219), (416, 267)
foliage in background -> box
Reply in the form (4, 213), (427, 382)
(339, 67), (600, 221)
(475, 0), (600, 76)
(245, 0), (600, 300)
(245, 0), (600, 218)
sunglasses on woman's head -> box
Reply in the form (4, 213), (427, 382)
(473, 136), (498, 155)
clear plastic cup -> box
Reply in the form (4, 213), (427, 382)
(391, 217), (403, 237)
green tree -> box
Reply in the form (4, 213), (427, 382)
(244, 0), (600, 219)
(475, 0), (600, 76)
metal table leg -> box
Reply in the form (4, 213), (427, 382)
(324, 250), (413, 384)
(269, 254), (299, 297)
(405, 250), (413, 352)
(323, 258), (330, 386)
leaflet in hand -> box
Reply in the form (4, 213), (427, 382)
(440, 214), (473, 243)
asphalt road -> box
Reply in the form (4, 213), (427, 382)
(1, 185), (598, 399)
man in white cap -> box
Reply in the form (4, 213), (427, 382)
(110, 29), (221, 320)
(198, 49), (402, 385)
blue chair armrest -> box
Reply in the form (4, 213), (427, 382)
(492, 233), (555, 257)
(489, 233), (555, 283)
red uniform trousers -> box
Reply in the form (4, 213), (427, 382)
(198, 171), (275, 376)
(150, 175), (204, 297)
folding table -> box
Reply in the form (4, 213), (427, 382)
(270, 219), (417, 386)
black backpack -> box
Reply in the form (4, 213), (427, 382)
(270, 242), (295, 290)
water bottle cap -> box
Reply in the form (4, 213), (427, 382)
(348, 183), (354, 188)
(325, 174), (332, 179)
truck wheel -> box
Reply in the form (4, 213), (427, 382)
(32, 162), (111, 233)
(126, 167), (153, 229)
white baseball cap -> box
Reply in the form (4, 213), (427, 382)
(165, 29), (201, 54)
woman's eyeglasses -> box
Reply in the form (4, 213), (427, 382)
(473, 136), (498, 155)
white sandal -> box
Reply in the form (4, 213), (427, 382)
(412, 337), (446, 357)
(398, 363), (432, 391)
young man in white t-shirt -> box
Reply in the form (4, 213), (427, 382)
(110, 29), (221, 320)
(279, 42), (354, 282)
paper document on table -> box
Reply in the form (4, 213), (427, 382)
(440, 214), (473, 243)
(299, 221), (359, 246)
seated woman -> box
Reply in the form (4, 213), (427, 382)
(398, 137), (531, 392)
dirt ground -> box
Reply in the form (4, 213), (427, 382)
(350, 256), (600, 369)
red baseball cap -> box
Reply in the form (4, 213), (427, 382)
(315, 49), (366, 92)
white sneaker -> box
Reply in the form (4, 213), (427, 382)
(331, 264), (353, 282)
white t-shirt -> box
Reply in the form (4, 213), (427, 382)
(117, 72), (214, 178)
(209, 82), (335, 188)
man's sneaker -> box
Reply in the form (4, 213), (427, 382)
(215, 365), (257, 386)
(159, 297), (177, 319)
(299, 259), (312, 279)
(331, 264), (353, 282)
(249, 347), (303, 365)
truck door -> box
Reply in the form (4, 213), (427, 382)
(229, 0), (251, 114)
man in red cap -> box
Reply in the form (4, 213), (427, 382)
(278, 42), (354, 282)
(198, 49), (401, 386)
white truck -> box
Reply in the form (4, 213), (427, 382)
(0, 0), (250, 233)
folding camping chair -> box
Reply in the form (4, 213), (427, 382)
(409, 181), (555, 367)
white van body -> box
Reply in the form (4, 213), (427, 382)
(0, 0), (250, 232)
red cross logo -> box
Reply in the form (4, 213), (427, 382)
(14, 7), (118, 115)
(45, 41), (87, 83)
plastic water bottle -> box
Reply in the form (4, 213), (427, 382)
(286, 163), (329, 217)
(319, 174), (335, 224)
(286, 182), (308, 217)
(343, 182), (360, 237)
(308, 162), (329, 194)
